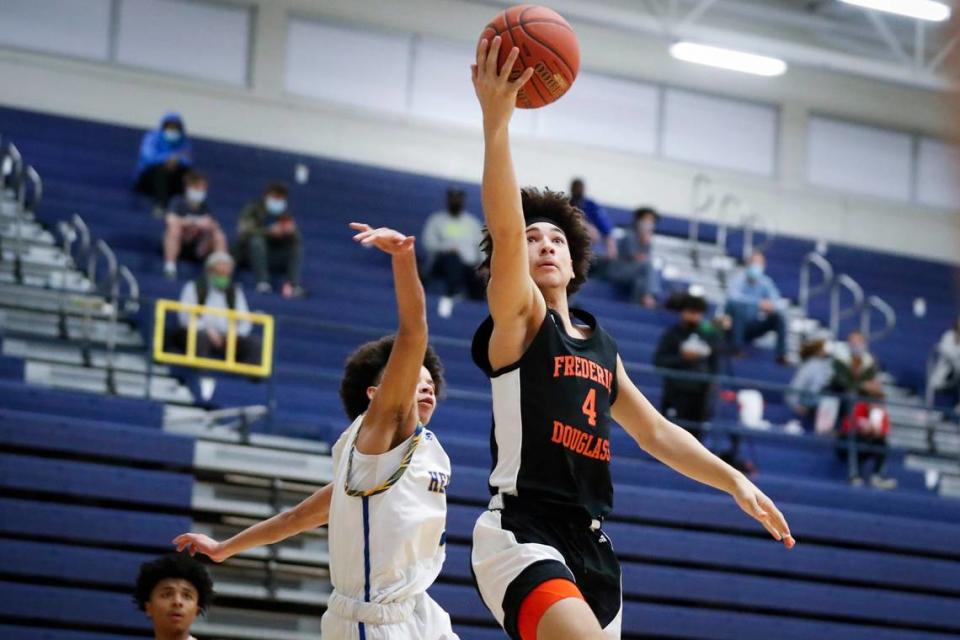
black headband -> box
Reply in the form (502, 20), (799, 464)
(525, 217), (566, 234)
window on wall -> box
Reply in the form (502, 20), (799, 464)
(807, 116), (913, 202)
(286, 18), (411, 114)
(0, 0), (112, 61)
(408, 37), (536, 135)
(538, 72), (659, 155)
(916, 137), (960, 210)
(409, 38), (481, 127)
(662, 88), (778, 176)
(116, 0), (251, 86)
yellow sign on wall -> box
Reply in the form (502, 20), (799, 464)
(153, 299), (274, 377)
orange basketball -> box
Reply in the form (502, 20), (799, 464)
(479, 5), (580, 109)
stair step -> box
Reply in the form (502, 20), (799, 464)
(2, 336), (169, 375)
(24, 360), (193, 404)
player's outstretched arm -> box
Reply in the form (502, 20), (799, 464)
(472, 36), (539, 327)
(611, 357), (795, 549)
(350, 222), (427, 455)
(173, 484), (333, 562)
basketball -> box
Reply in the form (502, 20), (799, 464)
(479, 5), (580, 109)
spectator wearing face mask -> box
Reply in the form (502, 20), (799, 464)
(726, 251), (788, 364)
(135, 112), (193, 213)
(607, 207), (661, 309)
(786, 337), (833, 432)
(569, 178), (617, 271)
(162, 172), (228, 280)
(928, 315), (960, 410)
(235, 183), (303, 298)
(829, 330), (893, 488)
(654, 293), (718, 438)
(176, 252), (259, 364)
(421, 186), (485, 318)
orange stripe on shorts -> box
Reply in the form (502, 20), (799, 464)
(517, 578), (585, 640)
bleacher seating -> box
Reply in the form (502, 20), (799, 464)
(2, 105), (960, 639)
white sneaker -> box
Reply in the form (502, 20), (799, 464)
(437, 296), (454, 319)
(256, 281), (273, 294)
(870, 475), (898, 490)
(163, 262), (177, 280)
(199, 377), (217, 401)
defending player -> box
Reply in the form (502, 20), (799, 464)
(469, 36), (795, 640)
(173, 223), (458, 640)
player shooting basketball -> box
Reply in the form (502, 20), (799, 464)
(468, 35), (795, 640)
(174, 223), (458, 640)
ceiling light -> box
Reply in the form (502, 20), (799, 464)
(838, 0), (951, 22)
(669, 42), (787, 77)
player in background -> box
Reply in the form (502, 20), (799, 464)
(469, 36), (795, 640)
(174, 223), (458, 640)
(134, 553), (214, 640)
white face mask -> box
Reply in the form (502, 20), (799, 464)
(186, 188), (206, 205)
(265, 197), (287, 215)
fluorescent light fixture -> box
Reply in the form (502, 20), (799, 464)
(838, 0), (951, 22)
(670, 42), (787, 77)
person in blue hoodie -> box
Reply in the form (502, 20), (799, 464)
(135, 112), (193, 212)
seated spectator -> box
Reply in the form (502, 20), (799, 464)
(163, 171), (227, 280)
(726, 251), (788, 364)
(786, 337), (833, 432)
(235, 183), (303, 298)
(829, 330), (892, 488)
(607, 207), (661, 308)
(177, 252), (260, 365)
(829, 330), (884, 400)
(421, 186), (484, 318)
(135, 112), (193, 214)
(654, 293), (718, 438)
(569, 178), (617, 273)
(134, 553), (214, 640)
(928, 314), (960, 408)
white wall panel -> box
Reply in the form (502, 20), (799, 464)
(117, 0), (250, 86)
(662, 88), (777, 176)
(916, 137), (960, 210)
(538, 72), (659, 155)
(0, 0), (111, 61)
(807, 116), (912, 201)
(286, 18), (410, 114)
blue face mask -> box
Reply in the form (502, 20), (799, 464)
(265, 197), (287, 215)
(747, 264), (764, 279)
(850, 344), (865, 357)
(163, 128), (182, 143)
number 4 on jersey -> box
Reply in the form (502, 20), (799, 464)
(582, 388), (597, 427)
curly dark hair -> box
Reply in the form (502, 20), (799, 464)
(479, 187), (592, 295)
(339, 336), (445, 420)
(134, 553), (214, 613)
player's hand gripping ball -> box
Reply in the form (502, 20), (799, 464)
(478, 4), (580, 108)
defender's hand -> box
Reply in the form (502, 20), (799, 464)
(350, 222), (415, 255)
(173, 533), (229, 563)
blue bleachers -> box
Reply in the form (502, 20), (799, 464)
(0, 408), (194, 466)
(0, 627), (134, 640)
(0, 498), (191, 547)
(0, 582), (150, 634)
(0, 454), (192, 508)
(3, 105), (960, 639)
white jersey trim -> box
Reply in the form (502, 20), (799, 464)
(489, 368), (523, 495)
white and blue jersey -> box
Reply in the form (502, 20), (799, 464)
(322, 414), (457, 640)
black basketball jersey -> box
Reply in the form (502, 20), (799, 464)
(472, 308), (620, 520)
